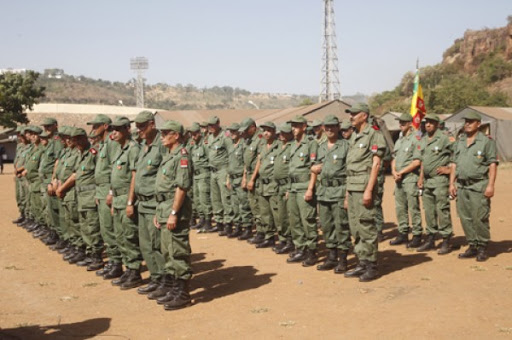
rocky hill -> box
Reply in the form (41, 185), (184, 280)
(370, 17), (512, 115)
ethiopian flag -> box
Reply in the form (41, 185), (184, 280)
(410, 65), (426, 129)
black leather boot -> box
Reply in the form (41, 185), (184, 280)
(237, 227), (252, 241)
(287, 249), (307, 263)
(272, 241), (286, 253)
(76, 256), (93, 267)
(137, 278), (161, 295)
(344, 260), (367, 278)
(248, 232), (265, 245)
(408, 235), (422, 248)
(210, 222), (221, 233)
(191, 217), (204, 230)
(87, 253), (104, 271)
(104, 263), (124, 280)
(276, 239), (295, 254)
(200, 218), (214, 233)
(163, 279), (192, 310)
(42, 231), (59, 245)
(302, 249), (318, 267)
(12, 215), (25, 224)
(317, 248), (338, 271)
(437, 237), (452, 255)
(458, 245), (478, 259)
(157, 279), (179, 305)
(96, 261), (113, 276)
(111, 268), (130, 285)
(219, 223), (232, 237)
(148, 275), (174, 300)
(63, 247), (78, 260)
(389, 233), (409, 246)
(359, 261), (379, 282)
(417, 234), (436, 252)
(334, 251), (348, 274)
(256, 237), (275, 248)
(69, 248), (86, 264)
(228, 225), (242, 238)
(476, 245), (489, 262)
(120, 268), (143, 290)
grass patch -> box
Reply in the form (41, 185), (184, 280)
(4, 265), (23, 270)
(82, 282), (99, 288)
(279, 320), (296, 328)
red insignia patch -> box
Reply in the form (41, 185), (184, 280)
(258, 134), (263, 139)
(417, 145), (421, 150)
(371, 145), (378, 153)
(416, 135), (421, 140)
(310, 153), (316, 161)
(372, 125), (380, 130)
(89, 148), (97, 155)
(181, 148), (188, 155)
(180, 159), (188, 168)
(109, 134), (115, 140)
(190, 141), (195, 146)
(54, 136), (59, 140)
(487, 135), (493, 140)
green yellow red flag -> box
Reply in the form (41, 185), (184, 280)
(410, 63), (426, 129)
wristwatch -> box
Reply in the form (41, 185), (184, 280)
(127, 201), (133, 206)
(171, 210), (177, 216)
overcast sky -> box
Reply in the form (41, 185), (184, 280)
(1, 1), (511, 97)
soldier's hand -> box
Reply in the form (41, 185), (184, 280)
(311, 164), (322, 175)
(167, 214), (178, 230)
(95, 199), (99, 206)
(436, 166), (451, 175)
(241, 178), (247, 189)
(417, 179), (423, 189)
(247, 180), (254, 191)
(106, 194), (113, 207)
(449, 184), (457, 198)
(484, 185), (495, 198)
(362, 189), (373, 208)
(304, 188), (314, 202)
(344, 196), (348, 210)
(126, 205), (134, 218)
(285, 191), (289, 200)
(226, 181), (232, 191)
(153, 216), (161, 229)
(110, 206), (114, 216)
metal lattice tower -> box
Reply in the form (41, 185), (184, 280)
(319, 0), (341, 102)
(130, 57), (149, 108)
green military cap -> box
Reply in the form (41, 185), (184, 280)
(345, 103), (370, 114)
(306, 126), (313, 133)
(25, 125), (42, 134)
(396, 113), (413, 122)
(159, 120), (183, 134)
(58, 126), (69, 136)
(134, 110), (154, 123)
(70, 127), (87, 137)
(16, 126), (25, 133)
(40, 130), (50, 138)
(40, 117), (58, 126)
(189, 122), (201, 133)
(200, 121), (208, 127)
(87, 114), (112, 125)
(289, 115), (307, 124)
(88, 130), (98, 138)
(111, 116), (132, 127)
(340, 120), (352, 130)
(260, 121), (276, 130)
(463, 110), (482, 121)
(238, 117), (255, 132)
(278, 123), (292, 134)
(323, 114), (339, 126)
(424, 113), (440, 122)
(310, 119), (323, 127)
(207, 116), (220, 125)
(227, 122), (241, 131)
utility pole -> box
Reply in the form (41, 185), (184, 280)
(130, 57), (148, 108)
(319, 0), (341, 102)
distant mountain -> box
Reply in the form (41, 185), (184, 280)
(369, 17), (512, 115)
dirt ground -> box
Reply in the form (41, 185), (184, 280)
(0, 163), (511, 340)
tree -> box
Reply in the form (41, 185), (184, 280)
(0, 71), (45, 128)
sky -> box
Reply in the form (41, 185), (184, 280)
(1, 1), (511, 97)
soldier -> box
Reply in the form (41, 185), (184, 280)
(311, 119), (327, 145)
(340, 120), (354, 141)
(389, 113), (422, 247)
(240, 118), (264, 243)
(252, 121), (280, 248)
(271, 123), (294, 254)
(153, 120), (193, 310)
(311, 115), (351, 273)
(13, 127), (30, 226)
(188, 123), (213, 232)
(108, 116), (143, 290)
(206, 116), (234, 233)
(450, 111), (498, 261)
(38, 118), (63, 246)
(286, 115), (319, 266)
(68, 128), (104, 270)
(415, 113), (453, 254)
(226, 123), (253, 238)
(16, 128), (35, 231)
(87, 114), (122, 278)
(133, 111), (167, 296)
(343, 103), (386, 282)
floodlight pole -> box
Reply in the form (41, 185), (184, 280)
(130, 57), (149, 108)
(320, 0), (341, 103)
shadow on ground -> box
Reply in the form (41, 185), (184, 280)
(379, 249), (433, 277)
(0, 318), (112, 340)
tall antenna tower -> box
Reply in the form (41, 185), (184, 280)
(319, 0), (341, 102)
(130, 57), (149, 108)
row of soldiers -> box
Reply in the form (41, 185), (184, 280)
(12, 103), (497, 306)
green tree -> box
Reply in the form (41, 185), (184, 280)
(0, 71), (45, 128)
(298, 98), (314, 106)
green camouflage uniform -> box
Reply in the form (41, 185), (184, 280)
(243, 134), (264, 231)
(190, 138), (212, 221)
(257, 139), (280, 240)
(228, 139), (253, 228)
(25, 144), (45, 225)
(271, 142), (291, 243)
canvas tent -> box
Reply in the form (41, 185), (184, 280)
(445, 106), (512, 162)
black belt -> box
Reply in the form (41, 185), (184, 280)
(76, 184), (96, 192)
(260, 178), (272, 184)
(112, 187), (129, 196)
(346, 169), (371, 176)
(136, 194), (155, 202)
(457, 178), (483, 186)
(210, 166), (226, 173)
(290, 175), (310, 183)
(95, 179), (110, 185)
(194, 168), (209, 176)
(156, 193), (173, 202)
(229, 173), (243, 180)
(320, 178), (346, 186)
(275, 178), (289, 185)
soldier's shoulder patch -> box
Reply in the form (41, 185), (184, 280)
(89, 148), (98, 155)
(181, 147), (188, 155)
(258, 133), (263, 139)
(180, 158), (189, 168)
(416, 135), (421, 141)
(372, 125), (380, 130)
(310, 152), (316, 161)
(371, 144), (378, 153)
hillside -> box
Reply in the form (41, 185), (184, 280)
(370, 17), (512, 115)
(36, 71), (365, 111)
